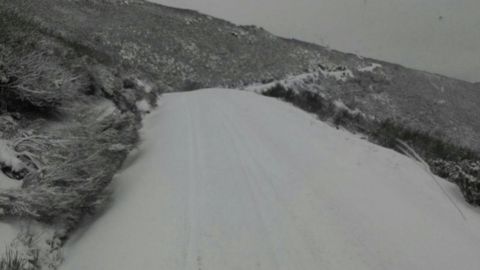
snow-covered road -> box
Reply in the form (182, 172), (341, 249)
(63, 89), (480, 270)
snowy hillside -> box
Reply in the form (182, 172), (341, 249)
(4, 0), (480, 153)
(152, 0), (480, 82)
(62, 89), (480, 270)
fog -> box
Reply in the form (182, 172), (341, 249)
(151, 0), (480, 82)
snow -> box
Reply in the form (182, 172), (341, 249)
(333, 99), (363, 116)
(436, 99), (447, 105)
(244, 72), (317, 93)
(94, 100), (118, 122)
(244, 65), (354, 94)
(62, 89), (480, 270)
(0, 139), (25, 189)
(136, 99), (151, 113)
(358, 63), (383, 72)
(135, 79), (153, 93)
(0, 173), (22, 190)
(319, 67), (354, 82)
(0, 139), (24, 173)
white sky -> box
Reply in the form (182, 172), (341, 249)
(151, 0), (480, 82)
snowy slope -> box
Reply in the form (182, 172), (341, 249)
(62, 89), (480, 270)
(152, 0), (480, 82)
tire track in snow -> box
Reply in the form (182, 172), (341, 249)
(184, 95), (207, 270)
(213, 98), (325, 270)
(214, 102), (282, 270)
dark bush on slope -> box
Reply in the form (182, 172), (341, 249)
(263, 84), (329, 115)
(263, 84), (370, 132)
(371, 119), (478, 162)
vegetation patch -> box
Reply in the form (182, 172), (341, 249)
(0, 5), (162, 269)
(0, 247), (30, 270)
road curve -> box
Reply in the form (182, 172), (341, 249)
(62, 89), (480, 270)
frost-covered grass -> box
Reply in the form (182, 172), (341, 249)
(0, 222), (62, 270)
(0, 248), (28, 270)
(0, 232), (42, 270)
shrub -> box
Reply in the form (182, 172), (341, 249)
(332, 108), (352, 127)
(263, 84), (330, 115)
(0, 111), (139, 230)
(0, 248), (25, 270)
(0, 5), (149, 267)
(0, 244), (39, 270)
(371, 119), (478, 162)
(263, 83), (291, 99)
(182, 79), (204, 91)
(0, 48), (77, 114)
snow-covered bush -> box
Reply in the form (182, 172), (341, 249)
(0, 223), (61, 270)
(431, 159), (480, 205)
(86, 66), (160, 115)
(0, 115), (19, 139)
(0, 5), (155, 269)
(0, 48), (77, 114)
(0, 247), (30, 270)
(122, 77), (159, 112)
(0, 232), (42, 270)
(262, 83), (367, 131)
(0, 111), (139, 229)
(0, 139), (32, 180)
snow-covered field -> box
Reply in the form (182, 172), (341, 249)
(62, 89), (480, 269)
